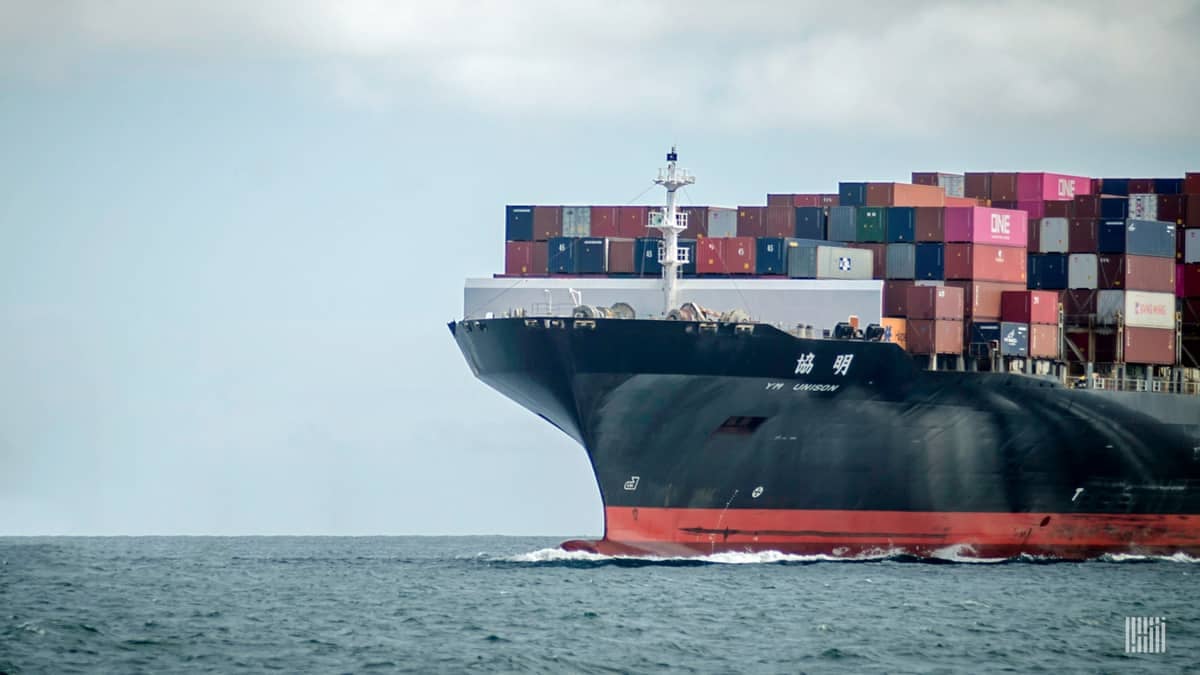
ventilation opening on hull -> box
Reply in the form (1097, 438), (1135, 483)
(714, 416), (767, 434)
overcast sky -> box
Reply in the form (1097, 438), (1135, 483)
(2, 1), (1199, 536)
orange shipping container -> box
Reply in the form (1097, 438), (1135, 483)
(881, 317), (907, 350)
(1029, 324), (1059, 359)
(865, 182), (946, 207)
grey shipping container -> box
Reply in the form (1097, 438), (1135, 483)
(1068, 253), (1098, 289)
(1096, 290), (1175, 329)
(707, 207), (738, 238)
(1124, 219), (1175, 258)
(788, 245), (873, 280)
(1186, 229), (1200, 264)
(828, 206), (857, 242)
(1039, 217), (1069, 253)
(562, 206), (591, 237)
(886, 243), (916, 280)
(938, 173), (965, 198)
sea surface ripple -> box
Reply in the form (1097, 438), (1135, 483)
(0, 536), (1196, 673)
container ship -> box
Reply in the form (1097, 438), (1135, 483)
(450, 149), (1200, 560)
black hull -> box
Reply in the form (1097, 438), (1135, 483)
(451, 317), (1200, 557)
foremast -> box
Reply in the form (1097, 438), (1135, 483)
(652, 147), (695, 316)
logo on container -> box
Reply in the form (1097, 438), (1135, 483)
(838, 257), (852, 271)
(990, 213), (1011, 235)
(1135, 302), (1168, 317)
(1057, 178), (1077, 199)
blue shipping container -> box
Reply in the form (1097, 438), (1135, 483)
(1154, 178), (1184, 194)
(1100, 197), (1128, 219)
(1099, 178), (1130, 196)
(1027, 253), (1068, 289)
(886, 207), (916, 243)
(828, 206), (857, 241)
(794, 207), (827, 240)
(1124, 219), (1176, 258)
(756, 237), (788, 274)
(577, 238), (607, 274)
(838, 182), (867, 207)
(679, 239), (697, 276)
(970, 321), (1001, 345)
(1096, 220), (1127, 253)
(547, 237), (578, 274)
(915, 243), (945, 280)
(506, 205), (535, 241)
(635, 237), (661, 276)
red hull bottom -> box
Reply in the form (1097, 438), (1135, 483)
(561, 507), (1200, 560)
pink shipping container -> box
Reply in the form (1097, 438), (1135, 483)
(1016, 173), (1092, 201)
(1001, 290), (1059, 325)
(944, 243), (1027, 283)
(944, 207), (1029, 247)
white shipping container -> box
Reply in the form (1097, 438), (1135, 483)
(1095, 290), (1175, 329)
(789, 245), (873, 280)
(1038, 217), (1069, 253)
(938, 173), (965, 198)
(1128, 194), (1158, 221)
(562, 206), (591, 237)
(1186, 229), (1200, 264)
(707, 207), (738, 238)
(1068, 253), (1098, 289)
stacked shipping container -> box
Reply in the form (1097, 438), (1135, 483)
(496, 167), (1198, 368)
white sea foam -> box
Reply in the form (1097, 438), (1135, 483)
(504, 547), (909, 565)
(929, 543), (1009, 564)
(1099, 552), (1200, 564)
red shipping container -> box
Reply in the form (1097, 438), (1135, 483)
(1043, 200), (1073, 218)
(1074, 195), (1102, 218)
(964, 173), (991, 200)
(764, 205), (795, 237)
(1029, 324), (1060, 359)
(504, 241), (533, 276)
(907, 285), (965, 320)
(1064, 289), (1097, 319)
(1065, 331), (1118, 364)
(907, 319), (964, 355)
(766, 194), (793, 207)
(737, 206), (766, 238)
(724, 236), (756, 275)
(989, 173), (1018, 201)
(590, 206), (620, 237)
(1184, 297), (1200, 324)
(1128, 179), (1154, 194)
(696, 238), (725, 274)
(944, 243), (1027, 283)
(883, 280), (916, 317)
(1097, 254), (1175, 293)
(1186, 172), (1200, 195)
(1181, 263), (1200, 297)
(990, 200), (1019, 210)
(865, 182), (945, 207)
(1068, 218), (1099, 253)
(1158, 194), (1186, 224)
(618, 206), (650, 238)
(1187, 195), (1200, 228)
(911, 172), (938, 186)
(679, 206), (709, 239)
(945, 281), (1027, 319)
(1017, 200), (1046, 220)
(847, 242), (887, 278)
(1001, 290), (1060, 325)
(791, 194), (839, 207)
(533, 205), (563, 240)
(915, 207), (945, 241)
(1123, 326), (1175, 365)
(607, 238), (635, 274)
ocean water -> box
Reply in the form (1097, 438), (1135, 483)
(0, 537), (1196, 673)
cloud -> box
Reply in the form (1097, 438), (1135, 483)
(3, 1), (1198, 137)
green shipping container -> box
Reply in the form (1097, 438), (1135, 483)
(856, 207), (887, 242)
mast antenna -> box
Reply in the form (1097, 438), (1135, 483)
(652, 146), (695, 316)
